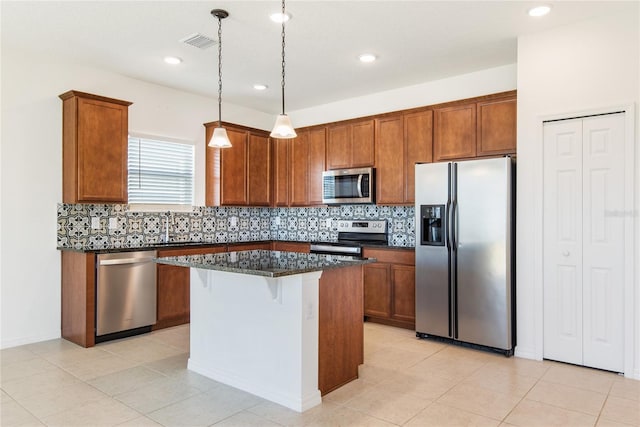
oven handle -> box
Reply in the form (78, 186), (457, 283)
(357, 174), (364, 198)
(310, 244), (361, 255)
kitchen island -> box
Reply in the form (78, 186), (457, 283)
(155, 249), (374, 412)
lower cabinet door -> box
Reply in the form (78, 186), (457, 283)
(391, 264), (416, 323)
(363, 263), (391, 318)
(155, 264), (190, 330)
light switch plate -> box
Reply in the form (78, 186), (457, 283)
(275, 217), (281, 225)
(108, 218), (118, 229)
(230, 217), (237, 227)
(91, 217), (100, 230)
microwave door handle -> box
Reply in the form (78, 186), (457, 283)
(357, 174), (364, 198)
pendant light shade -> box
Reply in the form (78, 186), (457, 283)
(271, 114), (297, 138)
(210, 127), (232, 148)
(208, 9), (232, 148)
(270, 0), (296, 139)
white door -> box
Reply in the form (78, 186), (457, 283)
(543, 119), (583, 366)
(543, 113), (625, 373)
(581, 114), (625, 372)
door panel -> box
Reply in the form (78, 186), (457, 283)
(582, 114), (625, 372)
(455, 157), (512, 350)
(543, 119), (583, 366)
(415, 162), (450, 337)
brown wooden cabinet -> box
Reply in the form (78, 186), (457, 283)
(227, 241), (272, 251)
(308, 128), (327, 205)
(476, 96), (517, 157)
(155, 246), (226, 330)
(327, 119), (374, 170)
(404, 110), (434, 203)
(292, 127), (327, 206)
(375, 115), (404, 205)
(61, 251), (96, 347)
(272, 138), (290, 207)
(205, 123), (271, 206)
(272, 127), (326, 207)
(433, 92), (516, 163)
(362, 247), (415, 329)
(318, 265), (364, 394)
(434, 103), (477, 162)
(271, 241), (310, 253)
(60, 91), (131, 203)
(375, 111), (433, 205)
(363, 262), (391, 318)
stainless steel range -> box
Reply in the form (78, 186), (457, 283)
(310, 220), (387, 256)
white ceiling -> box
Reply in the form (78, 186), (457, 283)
(2, 1), (635, 114)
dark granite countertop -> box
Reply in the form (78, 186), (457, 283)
(56, 240), (413, 254)
(155, 250), (376, 278)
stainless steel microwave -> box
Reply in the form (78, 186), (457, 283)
(322, 167), (375, 204)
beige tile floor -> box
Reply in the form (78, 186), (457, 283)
(1, 322), (638, 427)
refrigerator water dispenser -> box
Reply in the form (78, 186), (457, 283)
(420, 205), (445, 246)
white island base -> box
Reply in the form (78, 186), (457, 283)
(188, 267), (323, 412)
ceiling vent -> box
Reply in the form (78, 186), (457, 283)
(180, 33), (217, 49)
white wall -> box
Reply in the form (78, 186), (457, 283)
(291, 64), (517, 126)
(516, 10), (639, 377)
(0, 49), (272, 348)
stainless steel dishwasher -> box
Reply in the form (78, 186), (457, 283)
(96, 250), (157, 342)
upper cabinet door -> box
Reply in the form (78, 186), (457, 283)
(272, 137), (290, 207)
(327, 124), (350, 170)
(404, 110), (433, 203)
(375, 115), (404, 205)
(327, 120), (374, 169)
(218, 128), (249, 206)
(290, 131), (309, 207)
(307, 127), (326, 206)
(247, 133), (271, 206)
(60, 91), (131, 203)
(476, 97), (517, 157)
(351, 120), (375, 167)
(433, 104), (477, 161)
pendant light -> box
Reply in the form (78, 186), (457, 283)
(270, 0), (297, 139)
(208, 9), (232, 148)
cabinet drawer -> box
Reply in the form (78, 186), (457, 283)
(157, 246), (226, 257)
(362, 248), (414, 265)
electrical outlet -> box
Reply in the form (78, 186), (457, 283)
(230, 216), (237, 227)
(275, 216), (281, 226)
(91, 217), (100, 230)
(108, 218), (118, 229)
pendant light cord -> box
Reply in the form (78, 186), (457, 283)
(217, 14), (223, 127)
(280, 0), (286, 115)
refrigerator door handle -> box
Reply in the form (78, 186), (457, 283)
(450, 163), (458, 251)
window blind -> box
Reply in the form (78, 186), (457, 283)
(128, 136), (194, 205)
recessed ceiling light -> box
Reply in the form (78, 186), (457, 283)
(253, 84), (268, 91)
(528, 5), (551, 17)
(358, 53), (377, 63)
(164, 56), (182, 65)
(270, 12), (291, 23)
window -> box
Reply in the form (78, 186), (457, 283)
(127, 135), (194, 206)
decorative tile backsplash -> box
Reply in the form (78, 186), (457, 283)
(57, 203), (415, 250)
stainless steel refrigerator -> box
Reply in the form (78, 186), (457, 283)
(415, 157), (515, 355)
